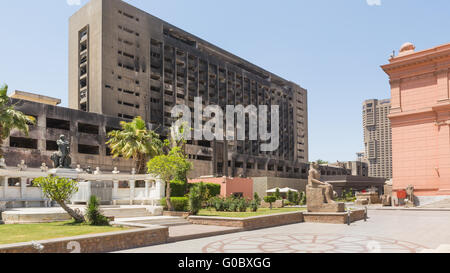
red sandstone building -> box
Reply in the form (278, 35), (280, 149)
(188, 177), (254, 199)
(382, 42), (450, 199)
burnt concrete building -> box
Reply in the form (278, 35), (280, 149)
(3, 91), (132, 172)
(69, 0), (309, 179)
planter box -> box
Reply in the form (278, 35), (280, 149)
(188, 212), (304, 230)
(303, 209), (366, 224)
(0, 226), (169, 253)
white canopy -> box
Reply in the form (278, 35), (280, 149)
(266, 187), (299, 193)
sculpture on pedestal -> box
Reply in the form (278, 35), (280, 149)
(306, 162), (345, 212)
(51, 135), (72, 168)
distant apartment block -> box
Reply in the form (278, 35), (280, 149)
(68, 0), (309, 179)
(362, 99), (392, 179)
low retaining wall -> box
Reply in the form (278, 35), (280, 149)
(188, 212), (304, 230)
(2, 211), (72, 224)
(0, 226), (169, 253)
(163, 211), (192, 218)
(303, 210), (366, 224)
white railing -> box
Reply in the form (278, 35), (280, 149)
(0, 168), (165, 208)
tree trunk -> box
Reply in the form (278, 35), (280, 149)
(135, 154), (147, 175)
(58, 201), (85, 223)
(0, 125), (4, 159)
(165, 181), (173, 211)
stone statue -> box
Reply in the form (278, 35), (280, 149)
(86, 166), (93, 174)
(0, 158), (6, 169)
(405, 185), (415, 207)
(51, 135), (72, 168)
(306, 162), (345, 213)
(308, 162), (335, 203)
(94, 167), (102, 175)
(112, 167), (120, 174)
(18, 160), (27, 171)
(75, 165), (83, 173)
(40, 163), (49, 172)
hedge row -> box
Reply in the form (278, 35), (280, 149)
(160, 197), (189, 212)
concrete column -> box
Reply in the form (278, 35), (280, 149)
(129, 180), (135, 205)
(3, 176), (8, 200)
(113, 180), (119, 204)
(20, 177), (27, 200)
(145, 180), (150, 199)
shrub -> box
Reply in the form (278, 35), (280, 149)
(300, 191), (307, 206)
(254, 192), (261, 205)
(288, 190), (293, 203)
(189, 182), (221, 199)
(293, 191), (300, 205)
(237, 199), (249, 212)
(160, 197), (189, 211)
(206, 183), (221, 197)
(264, 196), (277, 209)
(85, 195), (110, 226)
(212, 197), (225, 212)
(228, 198), (238, 212)
(170, 179), (187, 197)
(274, 188), (281, 200)
(188, 185), (202, 215)
(250, 200), (259, 212)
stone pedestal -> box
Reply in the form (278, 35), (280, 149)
(306, 187), (345, 213)
(48, 168), (79, 179)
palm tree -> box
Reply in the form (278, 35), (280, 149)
(106, 117), (162, 174)
(0, 84), (35, 158)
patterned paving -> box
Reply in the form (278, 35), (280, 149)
(202, 234), (426, 253)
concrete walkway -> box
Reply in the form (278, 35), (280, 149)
(118, 210), (450, 253)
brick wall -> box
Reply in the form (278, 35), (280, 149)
(188, 212), (304, 230)
(0, 226), (168, 253)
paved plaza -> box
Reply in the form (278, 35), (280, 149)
(118, 210), (450, 253)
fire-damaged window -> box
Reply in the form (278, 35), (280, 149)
(47, 118), (70, 131)
(78, 144), (99, 155)
(46, 140), (58, 151)
(10, 137), (38, 149)
(78, 123), (99, 135)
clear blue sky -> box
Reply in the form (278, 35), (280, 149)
(1, 0), (449, 162)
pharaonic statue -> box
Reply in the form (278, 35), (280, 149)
(308, 162), (336, 204)
(51, 135), (72, 168)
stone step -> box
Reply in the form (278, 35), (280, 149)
(117, 216), (191, 227)
(101, 208), (152, 218)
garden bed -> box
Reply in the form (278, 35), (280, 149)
(196, 207), (305, 218)
(188, 211), (304, 230)
(0, 221), (129, 245)
(0, 222), (168, 253)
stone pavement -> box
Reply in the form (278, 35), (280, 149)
(117, 210), (450, 253)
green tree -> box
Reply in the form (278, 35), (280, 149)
(315, 159), (329, 165)
(0, 84), (35, 158)
(166, 121), (192, 182)
(254, 192), (261, 205)
(33, 175), (84, 223)
(188, 185), (202, 215)
(264, 196), (277, 210)
(147, 146), (192, 211)
(107, 117), (162, 174)
(274, 188), (281, 200)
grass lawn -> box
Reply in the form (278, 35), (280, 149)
(0, 221), (129, 245)
(197, 207), (306, 218)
